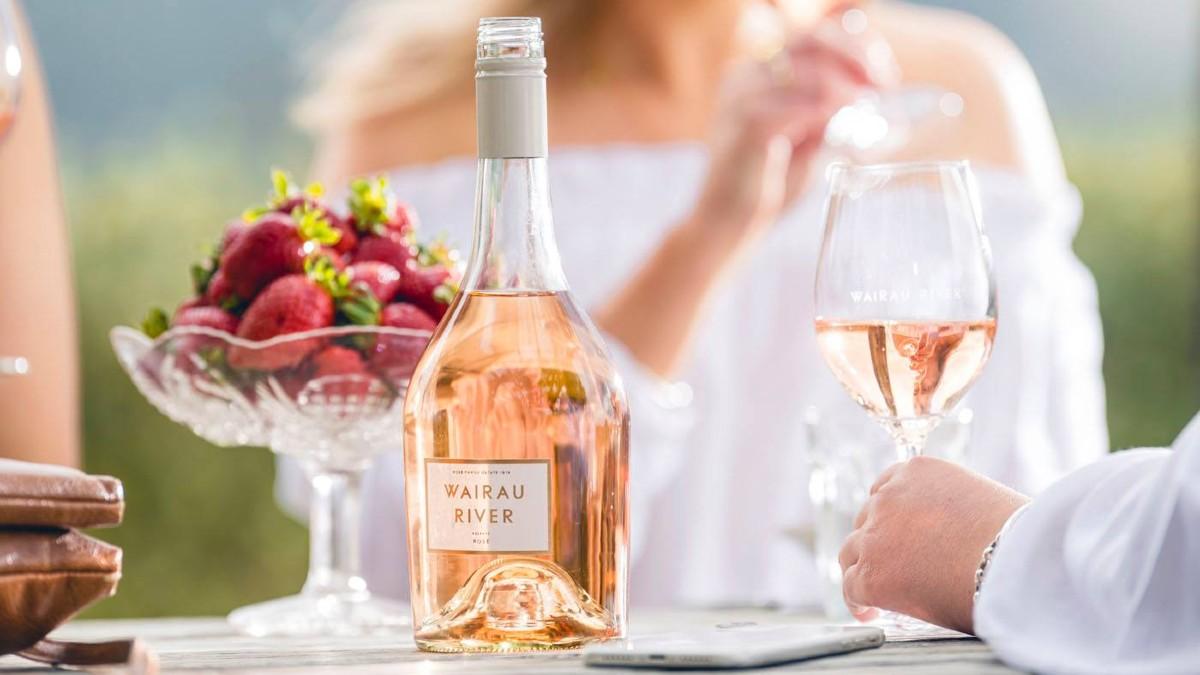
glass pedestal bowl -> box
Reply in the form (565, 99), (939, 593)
(110, 324), (432, 637)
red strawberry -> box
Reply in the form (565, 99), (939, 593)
(381, 302), (438, 331)
(352, 231), (414, 271)
(395, 263), (456, 320)
(220, 219), (249, 255)
(204, 268), (240, 310)
(388, 202), (418, 235)
(312, 345), (368, 377)
(219, 214), (308, 300)
(229, 275), (334, 371)
(170, 306), (239, 378)
(303, 345), (378, 399)
(330, 215), (358, 254)
(369, 302), (436, 382)
(347, 261), (401, 304)
(173, 306), (239, 334)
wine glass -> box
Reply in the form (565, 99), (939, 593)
(813, 161), (996, 628)
(820, 7), (964, 159)
(0, 0), (22, 142)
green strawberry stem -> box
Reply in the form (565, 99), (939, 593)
(141, 308), (170, 338)
(347, 176), (392, 235)
(304, 255), (382, 326)
(293, 204), (341, 247)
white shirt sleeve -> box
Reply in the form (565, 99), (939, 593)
(974, 412), (1200, 674)
(967, 170), (1108, 494)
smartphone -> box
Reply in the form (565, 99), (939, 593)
(583, 622), (884, 670)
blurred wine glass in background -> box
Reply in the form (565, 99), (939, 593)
(745, 4), (964, 160)
(820, 7), (963, 159)
(0, 0), (22, 141)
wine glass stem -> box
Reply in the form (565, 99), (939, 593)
(302, 462), (368, 598)
(895, 440), (922, 462)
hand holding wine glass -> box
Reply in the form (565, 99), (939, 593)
(838, 456), (1028, 632)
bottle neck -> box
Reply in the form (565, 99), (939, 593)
(465, 25), (565, 293)
(463, 157), (567, 293)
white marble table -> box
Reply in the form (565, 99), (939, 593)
(0, 609), (1020, 673)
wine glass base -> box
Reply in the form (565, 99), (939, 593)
(227, 592), (411, 637)
(870, 610), (941, 639)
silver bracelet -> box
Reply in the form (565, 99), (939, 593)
(973, 503), (1030, 602)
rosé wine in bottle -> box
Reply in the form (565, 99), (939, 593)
(402, 17), (629, 652)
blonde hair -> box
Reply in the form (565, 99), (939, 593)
(295, 0), (596, 132)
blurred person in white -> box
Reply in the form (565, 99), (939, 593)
(840, 417), (1200, 673)
(0, 2), (79, 467)
(280, 0), (1107, 608)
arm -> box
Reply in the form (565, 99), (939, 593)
(0, 5), (79, 467)
(973, 430), (1199, 673)
(840, 420), (1199, 672)
(596, 31), (885, 377)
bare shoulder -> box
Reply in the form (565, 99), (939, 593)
(309, 89), (476, 185)
(871, 2), (1066, 185)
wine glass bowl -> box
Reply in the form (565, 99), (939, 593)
(110, 324), (433, 636)
(814, 160), (996, 459)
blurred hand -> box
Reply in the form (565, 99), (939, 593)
(839, 456), (1029, 634)
(688, 21), (896, 249)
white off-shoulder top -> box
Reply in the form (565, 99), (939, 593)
(280, 142), (1108, 609)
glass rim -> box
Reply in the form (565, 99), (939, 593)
(111, 324), (434, 351)
(827, 159), (972, 179)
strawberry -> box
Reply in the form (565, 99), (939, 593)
(312, 345), (368, 377)
(219, 213), (308, 300)
(169, 306), (239, 378)
(368, 302), (436, 382)
(204, 268), (240, 310)
(389, 201), (419, 235)
(173, 306), (239, 334)
(381, 302), (438, 331)
(329, 215), (358, 254)
(220, 219), (249, 255)
(352, 231), (414, 271)
(229, 274), (334, 371)
(395, 262), (457, 320)
(308, 345), (377, 400)
(347, 261), (401, 305)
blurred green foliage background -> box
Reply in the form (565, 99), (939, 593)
(15, 1), (1198, 617)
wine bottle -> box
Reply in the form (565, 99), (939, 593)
(402, 17), (630, 652)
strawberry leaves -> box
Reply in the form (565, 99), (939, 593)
(243, 169), (327, 223)
(347, 176), (392, 235)
(141, 307), (170, 338)
(293, 204), (341, 247)
(304, 255), (381, 326)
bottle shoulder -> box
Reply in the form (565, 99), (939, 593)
(405, 290), (627, 411)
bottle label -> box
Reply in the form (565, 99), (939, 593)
(425, 459), (551, 553)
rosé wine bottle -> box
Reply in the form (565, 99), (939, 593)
(402, 17), (629, 653)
